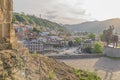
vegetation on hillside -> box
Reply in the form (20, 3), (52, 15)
(73, 68), (101, 80)
(30, 54), (101, 80)
(13, 12), (66, 34)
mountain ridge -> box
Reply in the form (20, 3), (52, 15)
(65, 18), (120, 34)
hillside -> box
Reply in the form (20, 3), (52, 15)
(0, 50), (101, 80)
(65, 18), (120, 34)
(13, 13), (66, 33)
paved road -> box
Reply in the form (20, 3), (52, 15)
(60, 57), (120, 80)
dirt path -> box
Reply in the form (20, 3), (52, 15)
(60, 57), (120, 80)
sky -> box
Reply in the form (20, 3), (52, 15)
(13, 0), (120, 24)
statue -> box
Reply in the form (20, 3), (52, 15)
(112, 33), (119, 48)
(103, 25), (114, 45)
(103, 25), (119, 47)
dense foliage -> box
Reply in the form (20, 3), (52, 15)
(75, 37), (81, 45)
(99, 34), (105, 41)
(88, 33), (96, 40)
(68, 41), (74, 47)
(93, 42), (103, 53)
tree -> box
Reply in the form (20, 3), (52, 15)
(84, 46), (92, 53)
(88, 33), (96, 40)
(15, 14), (25, 22)
(75, 37), (81, 45)
(103, 26), (114, 45)
(100, 34), (104, 41)
(12, 16), (16, 23)
(32, 27), (41, 33)
(93, 42), (103, 53)
(68, 41), (73, 47)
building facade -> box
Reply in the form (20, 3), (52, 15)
(24, 40), (44, 53)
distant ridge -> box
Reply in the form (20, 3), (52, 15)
(65, 18), (120, 34)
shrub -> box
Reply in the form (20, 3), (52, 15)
(83, 46), (92, 53)
(75, 37), (81, 45)
(73, 68), (101, 80)
(88, 33), (96, 41)
(93, 42), (103, 53)
(68, 41), (73, 47)
(49, 70), (54, 80)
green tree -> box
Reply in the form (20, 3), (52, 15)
(88, 33), (96, 40)
(75, 37), (81, 45)
(93, 42), (103, 53)
(100, 34), (105, 41)
(12, 16), (16, 23)
(15, 14), (25, 22)
(32, 27), (41, 33)
(68, 41), (73, 47)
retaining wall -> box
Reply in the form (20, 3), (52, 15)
(104, 47), (120, 57)
(48, 54), (104, 59)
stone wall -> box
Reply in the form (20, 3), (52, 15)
(0, 0), (13, 37)
(0, 0), (16, 42)
(0, 0), (18, 49)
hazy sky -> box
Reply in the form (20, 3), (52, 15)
(14, 0), (120, 24)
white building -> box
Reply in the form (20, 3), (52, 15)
(24, 40), (44, 53)
(39, 32), (50, 36)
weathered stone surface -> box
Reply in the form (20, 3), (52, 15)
(0, 50), (26, 80)
(0, 0), (18, 50)
(0, 0), (13, 37)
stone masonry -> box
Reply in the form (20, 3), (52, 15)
(0, 0), (29, 57)
(0, 0), (19, 49)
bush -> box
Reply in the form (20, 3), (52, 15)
(73, 68), (101, 80)
(68, 41), (73, 47)
(93, 42), (103, 53)
(75, 37), (81, 45)
(49, 70), (54, 80)
(88, 33), (96, 40)
(84, 46), (92, 53)
(32, 27), (41, 33)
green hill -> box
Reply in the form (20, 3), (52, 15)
(13, 13), (65, 33)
